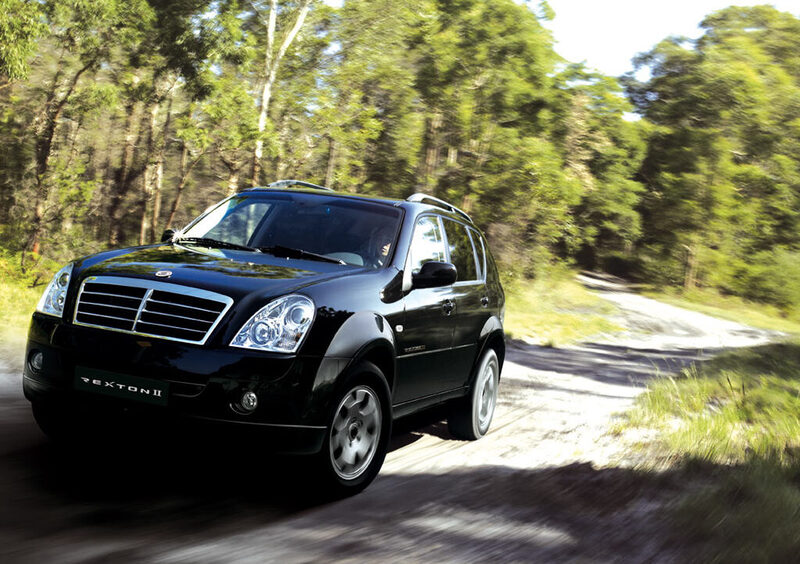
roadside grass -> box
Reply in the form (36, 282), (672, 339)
(622, 341), (800, 561)
(644, 286), (800, 336)
(0, 252), (56, 351)
(503, 273), (622, 347)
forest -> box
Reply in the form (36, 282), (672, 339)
(1, 0), (799, 316)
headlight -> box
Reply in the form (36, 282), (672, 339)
(36, 263), (74, 318)
(230, 294), (315, 353)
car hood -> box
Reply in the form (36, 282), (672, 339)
(75, 244), (358, 301)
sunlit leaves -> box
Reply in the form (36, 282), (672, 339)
(630, 5), (800, 304)
(0, 0), (47, 82)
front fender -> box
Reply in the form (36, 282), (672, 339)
(305, 311), (396, 424)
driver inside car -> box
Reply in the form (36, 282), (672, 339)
(365, 225), (395, 268)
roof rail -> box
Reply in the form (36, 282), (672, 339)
(259, 179), (334, 192)
(406, 193), (472, 222)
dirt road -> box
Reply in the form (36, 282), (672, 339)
(0, 277), (775, 562)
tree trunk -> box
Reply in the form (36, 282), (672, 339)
(165, 143), (190, 229)
(139, 100), (161, 245)
(226, 168), (240, 197)
(447, 145), (458, 166)
(251, 72), (275, 186)
(683, 244), (698, 290)
(325, 136), (336, 188)
(422, 112), (443, 190)
(149, 94), (174, 242)
(108, 101), (141, 245)
(250, 0), (312, 186)
(28, 59), (94, 254)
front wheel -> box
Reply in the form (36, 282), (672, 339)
(317, 362), (391, 496)
(448, 348), (499, 440)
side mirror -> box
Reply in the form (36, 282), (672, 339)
(412, 261), (457, 289)
(161, 228), (176, 243)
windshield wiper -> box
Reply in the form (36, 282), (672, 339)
(259, 245), (345, 265)
(175, 237), (260, 253)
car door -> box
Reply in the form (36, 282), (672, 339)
(441, 219), (489, 389)
(393, 215), (458, 404)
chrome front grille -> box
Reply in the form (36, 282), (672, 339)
(74, 276), (233, 345)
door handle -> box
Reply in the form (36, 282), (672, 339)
(480, 296), (489, 307)
(442, 299), (455, 315)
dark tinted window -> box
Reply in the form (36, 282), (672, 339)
(183, 193), (402, 268)
(443, 219), (477, 282)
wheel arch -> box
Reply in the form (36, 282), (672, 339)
(473, 315), (505, 384)
(308, 311), (397, 423)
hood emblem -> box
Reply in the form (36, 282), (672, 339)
(154, 270), (173, 278)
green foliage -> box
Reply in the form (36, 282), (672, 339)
(626, 342), (800, 464)
(0, 0), (46, 82)
(0, 250), (58, 349)
(0, 0), (798, 319)
(627, 6), (800, 312)
(179, 75), (262, 162)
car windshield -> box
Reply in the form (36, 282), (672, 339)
(179, 192), (402, 268)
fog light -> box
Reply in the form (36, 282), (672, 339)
(240, 391), (258, 412)
(29, 350), (43, 373)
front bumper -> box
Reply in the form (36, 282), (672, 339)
(23, 313), (329, 454)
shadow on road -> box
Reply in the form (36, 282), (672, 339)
(0, 427), (682, 562)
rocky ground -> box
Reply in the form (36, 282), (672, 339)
(0, 274), (775, 562)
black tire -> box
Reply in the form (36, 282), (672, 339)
(316, 361), (392, 496)
(448, 348), (499, 440)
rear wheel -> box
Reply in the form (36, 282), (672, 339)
(317, 362), (391, 496)
(448, 348), (499, 440)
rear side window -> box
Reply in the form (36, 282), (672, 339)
(469, 228), (487, 280)
(408, 216), (447, 273)
(442, 219), (478, 282)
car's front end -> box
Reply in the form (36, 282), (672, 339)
(23, 188), (406, 455)
(23, 253), (346, 452)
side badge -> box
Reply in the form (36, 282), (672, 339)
(155, 270), (173, 278)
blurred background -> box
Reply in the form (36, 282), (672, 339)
(1, 1), (800, 561)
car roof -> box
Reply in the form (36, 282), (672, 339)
(244, 185), (476, 226)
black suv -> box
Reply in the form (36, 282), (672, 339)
(23, 180), (505, 494)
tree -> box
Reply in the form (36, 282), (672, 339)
(248, 0), (314, 185)
(551, 65), (647, 268)
(625, 6), (800, 299)
(0, 0), (47, 87)
(25, 0), (154, 255)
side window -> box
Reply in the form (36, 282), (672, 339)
(442, 219), (478, 282)
(409, 216), (447, 274)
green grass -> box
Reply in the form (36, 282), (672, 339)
(0, 252), (56, 351)
(644, 286), (800, 335)
(503, 274), (622, 346)
(627, 343), (800, 464)
(623, 342), (800, 560)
